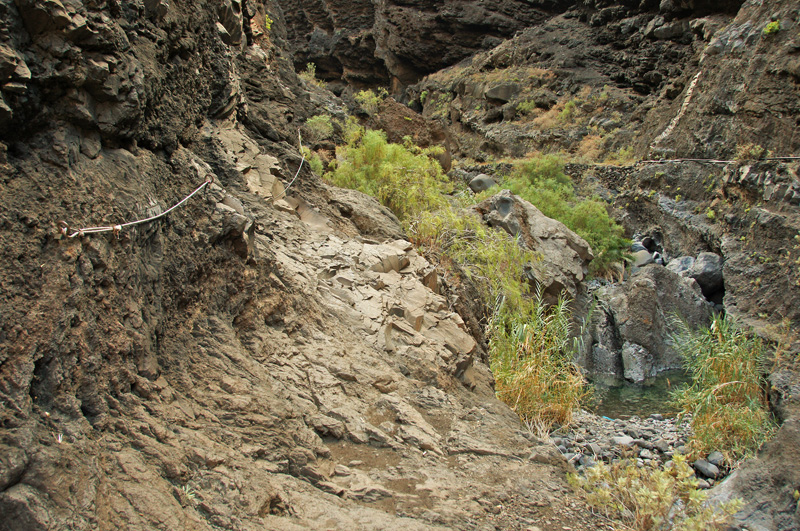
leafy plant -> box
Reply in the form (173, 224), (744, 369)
(507, 154), (630, 276)
(571, 455), (743, 530)
(762, 20), (780, 36)
(264, 14), (273, 32)
(302, 114), (334, 143)
(324, 126), (451, 221)
(354, 88), (388, 115)
(670, 314), (777, 463)
(299, 62), (325, 88)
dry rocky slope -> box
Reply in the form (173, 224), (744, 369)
(1, 1), (800, 531)
(0, 1), (602, 530)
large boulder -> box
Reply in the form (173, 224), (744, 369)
(471, 190), (594, 302)
(585, 264), (712, 382)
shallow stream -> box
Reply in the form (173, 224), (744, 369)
(590, 370), (691, 419)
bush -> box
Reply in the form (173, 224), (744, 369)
(490, 292), (589, 430)
(299, 63), (325, 88)
(303, 114), (334, 143)
(762, 20), (780, 36)
(670, 314), (777, 463)
(354, 88), (388, 115)
(324, 126), (451, 221)
(571, 455), (743, 531)
(508, 154), (630, 276)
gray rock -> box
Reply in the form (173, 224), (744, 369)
(631, 249), (654, 267)
(666, 255), (694, 276)
(654, 439), (671, 453)
(707, 451), (725, 467)
(693, 458), (720, 479)
(469, 174), (496, 193)
(471, 190), (593, 302)
(579, 454), (596, 468)
(689, 252), (724, 294)
(611, 435), (635, 447)
(485, 83), (520, 103)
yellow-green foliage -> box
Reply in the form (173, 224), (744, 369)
(302, 114), (334, 143)
(264, 14), (273, 32)
(670, 315), (777, 463)
(354, 88), (388, 115)
(411, 207), (534, 308)
(571, 455), (743, 531)
(762, 20), (780, 36)
(299, 62), (325, 88)
(490, 292), (589, 430)
(324, 126), (451, 221)
(410, 207), (589, 431)
(508, 154), (630, 276)
(300, 146), (324, 174)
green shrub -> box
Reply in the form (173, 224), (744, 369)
(264, 14), (273, 32)
(670, 314), (777, 463)
(763, 20), (780, 36)
(571, 455), (743, 531)
(420, 90), (429, 104)
(516, 99), (538, 115)
(354, 88), (388, 115)
(300, 146), (324, 175)
(324, 126), (451, 221)
(302, 114), (334, 143)
(299, 63), (325, 88)
(508, 154), (630, 276)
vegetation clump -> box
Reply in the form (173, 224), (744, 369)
(302, 114), (334, 143)
(299, 62), (325, 88)
(411, 207), (589, 432)
(670, 314), (777, 463)
(507, 154), (630, 276)
(324, 123), (450, 221)
(571, 455), (743, 530)
(354, 88), (388, 115)
(762, 20), (780, 36)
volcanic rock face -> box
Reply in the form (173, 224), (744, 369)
(275, 0), (565, 87)
(0, 1), (608, 529)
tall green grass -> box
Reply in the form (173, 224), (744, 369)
(670, 314), (777, 463)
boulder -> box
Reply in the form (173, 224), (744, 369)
(472, 190), (593, 301)
(468, 174), (496, 193)
(688, 252), (723, 296)
(587, 265), (712, 382)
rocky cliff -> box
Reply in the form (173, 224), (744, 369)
(0, 1), (599, 529)
(1, 0), (799, 530)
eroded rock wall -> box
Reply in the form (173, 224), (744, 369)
(275, 0), (569, 88)
(0, 1), (607, 530)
